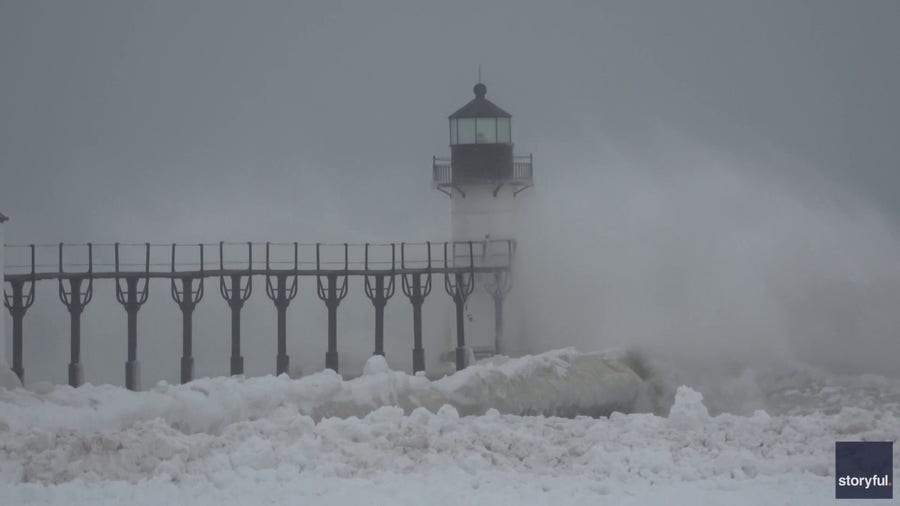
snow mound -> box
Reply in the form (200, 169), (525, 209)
(0, 360), (21, 390)
(361, 355), (390, 376)
(0, 348), (642, 433)
(668, 386), (710, 429)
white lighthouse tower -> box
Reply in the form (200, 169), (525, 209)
(433, 82), (533, 363)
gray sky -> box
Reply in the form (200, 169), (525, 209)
(2, 0), (900, 385)
(1, 0), (899, 240)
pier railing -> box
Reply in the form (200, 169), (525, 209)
(3, 240), (515, 389)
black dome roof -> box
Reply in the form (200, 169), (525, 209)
(448, 83), (512, 119)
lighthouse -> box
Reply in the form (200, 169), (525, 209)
(433, 82), (533, 363)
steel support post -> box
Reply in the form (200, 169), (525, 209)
(365, 273), (396, 358)
(219, 242), (253, 377)
(316, 244), (348, 374)
(445, 270), (474, 371)
(401, 243), (432, 374)
(124, 277), (141, 391)
(181, 289), (195, 383)
(170, 245), (204, 383)
(363, 245), (395, 359)
(454, 284), (467, 370)
(64, 279), (85, 387)
(486, 267), (512, 357)
(325, 274), (339, 372)
(275, 276), (290, 375)
(264, 243), (298, 376)
(4, 246), (35, 384)
(493, 292), (504, 351)
(403, 273), (430, 374)
(411, 295), (425, 372)
(59, 275), (92, 388)
(114, 243), (150, 391)
(227, 274), (245, 375)
(373, 276), (386, 356)
(444, 242), (475, 371)
(172, 276), (203, 383)
(3, 280), (30, 382)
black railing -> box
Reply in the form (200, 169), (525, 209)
(3, 240), (516, 389)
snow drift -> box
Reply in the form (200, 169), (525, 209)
(2, 384), (897, 505)
(2, 349), (900, 504)
(0, 348), (643, 434)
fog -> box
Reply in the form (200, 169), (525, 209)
(516, 132), (900, 379)
(2, 1), (899, 386)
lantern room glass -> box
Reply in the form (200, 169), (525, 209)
(457, 118), (476, 144)
(476, 118), (496, 143)
(497, 117), (511, 143)
(450, 117), (511, 145)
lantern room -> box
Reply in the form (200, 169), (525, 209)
(433, 83), (533, 194)
(449, 83), (512, 145)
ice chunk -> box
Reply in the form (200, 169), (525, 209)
(362, 355), (391, 376)
(668, 386), (710, 429)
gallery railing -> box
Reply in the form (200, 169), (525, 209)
(432, 154), (533, 189)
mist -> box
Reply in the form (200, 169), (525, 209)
(2, 1), (900, 392)
(515, 130), (900, 383)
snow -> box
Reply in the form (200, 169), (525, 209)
(0, 349), (898, 504)
(0, 359), (20, 390)
(667, 386), (710, 430)
(0, 349), (640, 433)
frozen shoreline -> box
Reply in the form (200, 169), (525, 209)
(0, 349), (642, 433)
(1, 349), (898, 505)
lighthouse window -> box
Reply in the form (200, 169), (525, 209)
(497, 118), (511, 143)
(476, 118), (497, 143)
(457, 118), (476, 144)
(450, 119), (457, 144)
